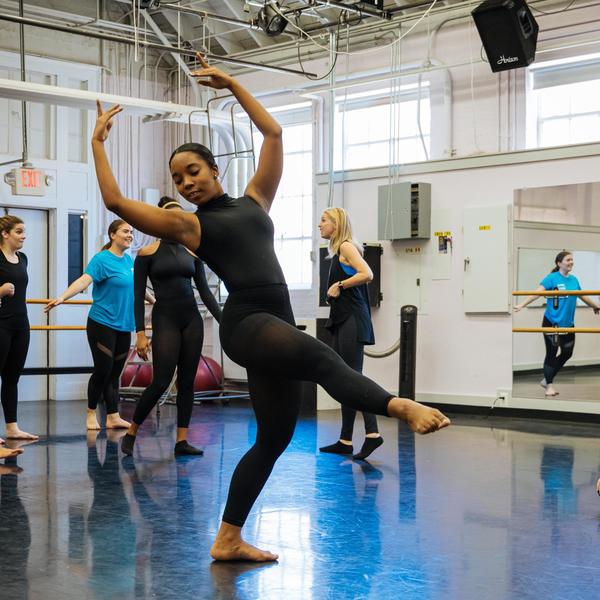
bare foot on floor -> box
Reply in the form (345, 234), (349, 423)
(388, 398), (451, 434)
(5, 426), (39, 440)
(210, 539), (278, 562)
(0, 437), (5, 445)
(106, 414), (130, 429)
(86, 411), (101, 431)
(0, 446), (23, 459)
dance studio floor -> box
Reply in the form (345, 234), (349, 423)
(513, 366), (600, 403)
(2, 400), (600, 600)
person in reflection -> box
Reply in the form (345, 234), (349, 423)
(0, 215), (39, 442)
(318, 208), (383, 460)
(0, 460), (31, 598)
(46, 220), (142, 431)
(514, 251), (600, 397)
(91, 53), (450, 562)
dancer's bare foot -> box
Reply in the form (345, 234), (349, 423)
(0, 437), (5, 445)
(5, 424), (39, 440)
(86, 409), (101, 431)
(211, 523), (278, 562)
(387, 398), (450, 434)
(545, 384), (559, 397)
(0, 446), (23, 459)
(106, 413), (130, 429)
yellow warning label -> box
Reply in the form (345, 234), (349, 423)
(479, 225), (491, 231)
(434, 231), (452, 237)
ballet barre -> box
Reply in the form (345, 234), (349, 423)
(513, 290), (600, 296)
(513, 327), (600, 334)
(26, 298), (92, 305)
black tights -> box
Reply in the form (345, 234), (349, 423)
(0, 327), (30, 424)
(220, 286), (392, 527)
(330, 316), (378, 440)
(542, 318), (575, 384)
(133, 306), (204, 429)
(86, 318), (131, 414)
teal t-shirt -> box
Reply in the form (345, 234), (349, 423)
(85, 250), (135, 332)
(540, 271), (581, 327)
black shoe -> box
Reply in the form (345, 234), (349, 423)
(319, 441), (353, 455)
(121, 433), (136, 456)
(174, 440), (204, 456)
(353, 436), (383, 460)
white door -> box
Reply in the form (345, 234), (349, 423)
(463, 204), (512, 313)
(2, 207), (48, 401)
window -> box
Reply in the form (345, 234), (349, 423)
(334, 83), (431, 170)
(527, 54), (600, 148)
(253, 102), (314, 289)
(68, 213), (86, 285)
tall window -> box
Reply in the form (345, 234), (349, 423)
(527, 54), (600, 148)
(253, 102), (314, 289)
(334, 83), (431, 170)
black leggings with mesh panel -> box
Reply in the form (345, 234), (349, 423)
(219, 284), (393, 527)
(86, 318), (131, 414)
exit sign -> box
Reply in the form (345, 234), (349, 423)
(5, 167), (46, 196)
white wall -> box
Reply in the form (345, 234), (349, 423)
(315, 148), (600, 410)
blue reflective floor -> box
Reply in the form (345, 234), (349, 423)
(2, 400), (600, 599)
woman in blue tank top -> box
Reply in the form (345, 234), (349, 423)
(318, 208), (383, 460)
(514, 250), (600, 397)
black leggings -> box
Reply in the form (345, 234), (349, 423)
(0, 326), (30, 424)
(329, 316), (378, 440)
(542, 317), (575, 384)
(133, 302), (204, 429)
(86, 318), (131, 414)
(219, 285), (393, 527)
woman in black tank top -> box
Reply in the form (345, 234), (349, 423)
(0, 215), (39, 453)
(91, 54), (450, 563)
(121, 198), (222, 457)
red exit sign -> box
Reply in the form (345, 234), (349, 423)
(5, 167), (46, 196)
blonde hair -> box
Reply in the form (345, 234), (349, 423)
(0, 215), (24, 248)
(323, 207), (363, 257)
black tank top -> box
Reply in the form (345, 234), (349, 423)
(133, 240), (221, 332)
(325, 254), (375, 345)
(195, 194), (286, 292)
(0, 250), (29, 330)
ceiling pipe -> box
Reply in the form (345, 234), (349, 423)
(0, 12), (317, 77)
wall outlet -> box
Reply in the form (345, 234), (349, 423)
(496, 389), (512, 405)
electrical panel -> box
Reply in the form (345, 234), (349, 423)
(378, 182), (431, 240)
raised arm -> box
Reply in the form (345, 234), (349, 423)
(91, 101), (200, 251)
(193, 259), (222, 323)
(191, 55), (282, 212)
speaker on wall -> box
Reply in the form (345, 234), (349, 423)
(472, 0), (539, 73)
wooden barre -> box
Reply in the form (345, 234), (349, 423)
(27, 299), (92, 305)
(513, 327), (600, 333)
(30, 326), (87, 331)
(513, 290), (600, 297)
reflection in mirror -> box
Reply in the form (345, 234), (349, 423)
(513, 183), (600, 403)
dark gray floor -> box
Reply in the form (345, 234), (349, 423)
(2, 400), (600, 599)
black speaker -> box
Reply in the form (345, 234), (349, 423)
(472, 0), (539, 73)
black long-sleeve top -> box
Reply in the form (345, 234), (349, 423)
(133, 240), (221, 332)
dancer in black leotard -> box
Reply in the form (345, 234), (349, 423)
(0, 215), (39, 448)
(91, 54), (450, 563)
(121, 197), (222, 457)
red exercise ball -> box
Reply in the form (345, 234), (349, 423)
(192, 356), (223, 392)
(121, 363), (153, 388)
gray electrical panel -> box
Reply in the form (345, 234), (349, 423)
(378, 182), (431, 240)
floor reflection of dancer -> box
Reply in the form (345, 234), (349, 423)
(91, 54), (450, 562)
(46, 220), (137, 431)
(0, 215), (39, 444)
(121, 196), (222, 457)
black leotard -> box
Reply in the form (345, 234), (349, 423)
(195, 194), (393, 527)
(132, 241), (221, 429)
(0, 250), (30, 425)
